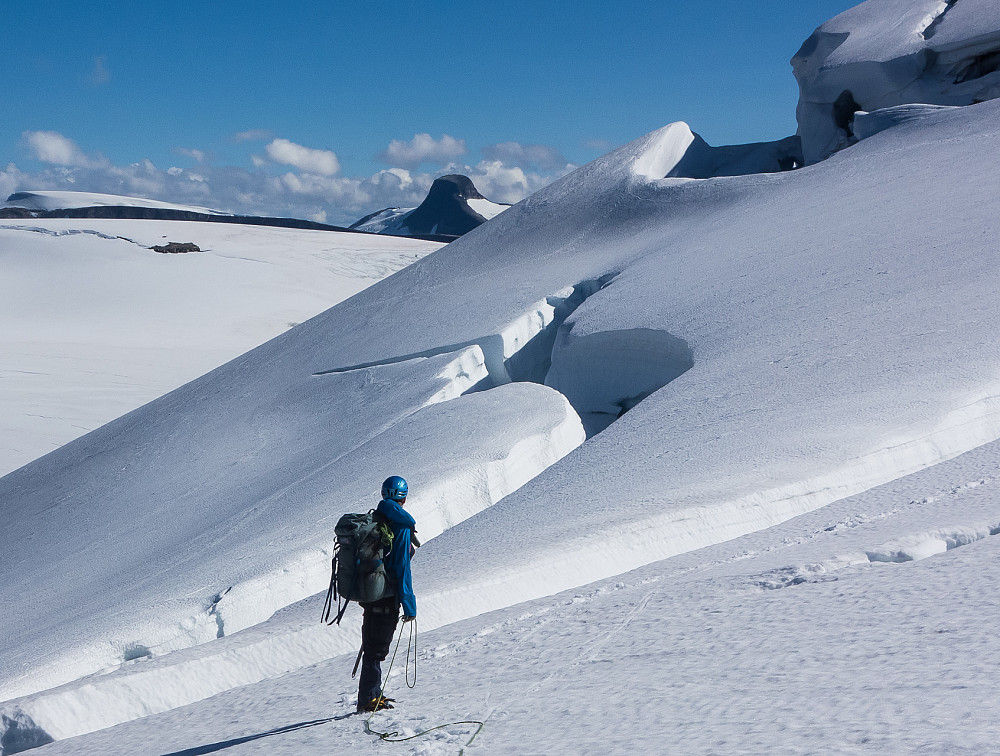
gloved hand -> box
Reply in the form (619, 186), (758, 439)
(402, 615), (416, 623)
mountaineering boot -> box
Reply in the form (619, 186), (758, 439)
(357, 695), (395, 713)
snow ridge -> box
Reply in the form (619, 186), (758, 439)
(921, 0), (959, 40)
(753, 520), (1000, 590)
(0, 224), (146, 249)
(4, 190), (228, 215)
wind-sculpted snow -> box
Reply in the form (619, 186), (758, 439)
(851, 102), (961, 140)
(793, 0), (1000, 163)
(546, 328), (693, 436)
(631, 121), (801, 180)
(0, 335), (582, 702)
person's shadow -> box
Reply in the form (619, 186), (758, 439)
(160, 716), (346, 755)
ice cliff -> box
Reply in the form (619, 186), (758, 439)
(793, 0), (1000, 163)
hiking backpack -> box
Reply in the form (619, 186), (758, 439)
(321, 510), (395, 625)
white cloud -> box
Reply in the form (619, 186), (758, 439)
(2, 134), (571, 225)
(455, 159), (573, 205)
(465, 161), (530, 203)
(175, 147), (205, 163)
(233, 129), (273, 143)
(265, 138), (340, 176)
(23, 131), (104, 168)
(369, 168), (413, 192)
(378, 134), (467, 169)
(0, 164), (24, 201)
(481, 142), (569, 171)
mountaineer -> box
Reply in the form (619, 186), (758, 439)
(356, 475), (419, 712)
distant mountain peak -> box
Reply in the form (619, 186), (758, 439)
(428, 174), (487, 201)
(350, 174), (510, 239)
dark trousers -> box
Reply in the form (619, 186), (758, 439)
(358, 596), (400, 705)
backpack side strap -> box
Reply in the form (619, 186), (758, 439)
(321, 544), (345, 625)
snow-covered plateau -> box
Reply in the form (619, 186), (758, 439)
(3, 190), (231, 215)
(0, 217), (440, 476)
(3, 0), (1000, 753)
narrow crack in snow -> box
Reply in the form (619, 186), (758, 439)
(922, 0), (960, 41)
(0, 225), (148, 250)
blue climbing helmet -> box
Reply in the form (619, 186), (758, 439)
(381, 475), (408, 503)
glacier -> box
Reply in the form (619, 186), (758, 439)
(2, 0), (1000, 752)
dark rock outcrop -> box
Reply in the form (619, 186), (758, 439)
(399, 175), (490, 237)
(151, 242), (200, 254)
(350, 174), (508, 239)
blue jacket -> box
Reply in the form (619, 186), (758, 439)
(377, 498), (417, 617)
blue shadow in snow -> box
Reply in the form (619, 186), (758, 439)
(160, 717), (338, 756)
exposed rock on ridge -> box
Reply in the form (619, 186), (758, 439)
(350, 174), (510, 239)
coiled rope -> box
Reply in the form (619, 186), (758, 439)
(363, 618), (485, 749)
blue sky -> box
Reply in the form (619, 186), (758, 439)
(2, 0), (860, 224)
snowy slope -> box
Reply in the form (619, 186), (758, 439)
(3, 2), (1000, 752)
(465, 197), (508, 220)
(3, 190), (230, 215)
(348, 206), (409, 233)
(27, 435), (1000, 754)
(0, 218), (440, 475)
(3, 96), (999, 749)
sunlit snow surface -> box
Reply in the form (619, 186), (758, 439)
(3, 190), (230, 214)
(28, 436), (1000, 754)
(3, 39), (1000, 756)
(0, 220), (440, 475)
(465, 198), (509, 220)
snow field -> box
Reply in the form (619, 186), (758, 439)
(0, 378), (584, 744)
(0, 219), (440, 476)
(27, 435), (1000, 755)
(5, 97), (1000, 743)
(6, 345), (998, 747)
